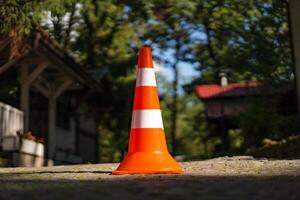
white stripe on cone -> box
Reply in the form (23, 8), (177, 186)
(131, 109), (164, 129)
(136, 68), (157, 87)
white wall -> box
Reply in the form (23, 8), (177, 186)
(55, 118), (76, 153)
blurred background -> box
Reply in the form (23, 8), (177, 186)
(0, 0), (299, 167)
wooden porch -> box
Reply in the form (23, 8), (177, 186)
(0, 26), (101, 166)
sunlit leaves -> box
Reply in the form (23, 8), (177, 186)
(193, 0), (291, 84)
(0, 0), (77, 34)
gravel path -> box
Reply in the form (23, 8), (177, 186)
(0, 156), (299, 200)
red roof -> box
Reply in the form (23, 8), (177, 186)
(196, 82), (259, 100)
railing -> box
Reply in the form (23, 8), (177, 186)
(0, 102), (24, 146)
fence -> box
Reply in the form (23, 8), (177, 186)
(0, 102), (24, 146)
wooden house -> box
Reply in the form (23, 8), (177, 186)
(196, 75), (296, 152)
(0, 26), (101, 167)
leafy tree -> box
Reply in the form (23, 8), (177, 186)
(192, 0), (292, 84)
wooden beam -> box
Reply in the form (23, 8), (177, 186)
(36, 47), (87, 85)
(25, 62), (49, 85)
(48, 96), (57, 159)
(32, 82), (49, 98)
(35, 44), (102, 91)
(0, 55), (25, 75)
(53, 79), (73, 99)
(36, 76), (51, 90)
(21, 56), (46, 65)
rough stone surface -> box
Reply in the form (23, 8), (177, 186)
(0, 156), (300, 200)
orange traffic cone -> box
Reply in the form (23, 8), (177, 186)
(112, 46), (183, 175)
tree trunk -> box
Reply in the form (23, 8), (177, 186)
(170, 61), (179, 155)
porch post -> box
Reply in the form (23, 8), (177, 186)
(48, 95), (57, 159)
(47, 80), (73, 160)
(20, 62), (49, 132)
(20, 66), (30, 132)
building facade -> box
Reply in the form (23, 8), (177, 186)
(0, 26), (100, 167)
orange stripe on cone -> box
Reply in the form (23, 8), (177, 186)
(128, 128), (168, 152)
(113, 46), (183, 175)
(133, 86), (160, 110)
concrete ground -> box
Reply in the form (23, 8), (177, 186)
(0, 156), (299, 200)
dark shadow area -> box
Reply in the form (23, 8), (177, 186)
(0, 175), (299, 200)
(0, 170), (112, 176)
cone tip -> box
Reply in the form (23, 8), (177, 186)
(138, 45), (153, 68)
(142, 44), (151, 48)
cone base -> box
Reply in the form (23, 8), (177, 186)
(112, 151), (183, 175)
(112, 169), (182, 175)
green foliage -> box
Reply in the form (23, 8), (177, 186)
(0, 0), (77, 34)
(192, 0), (292, 84)
(239, 97), (300, 148)
(161, 93), (207, 158)
(228, 129), (244, 153)
(75, 0), (137, 69)
(97, 74), (135, 162)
